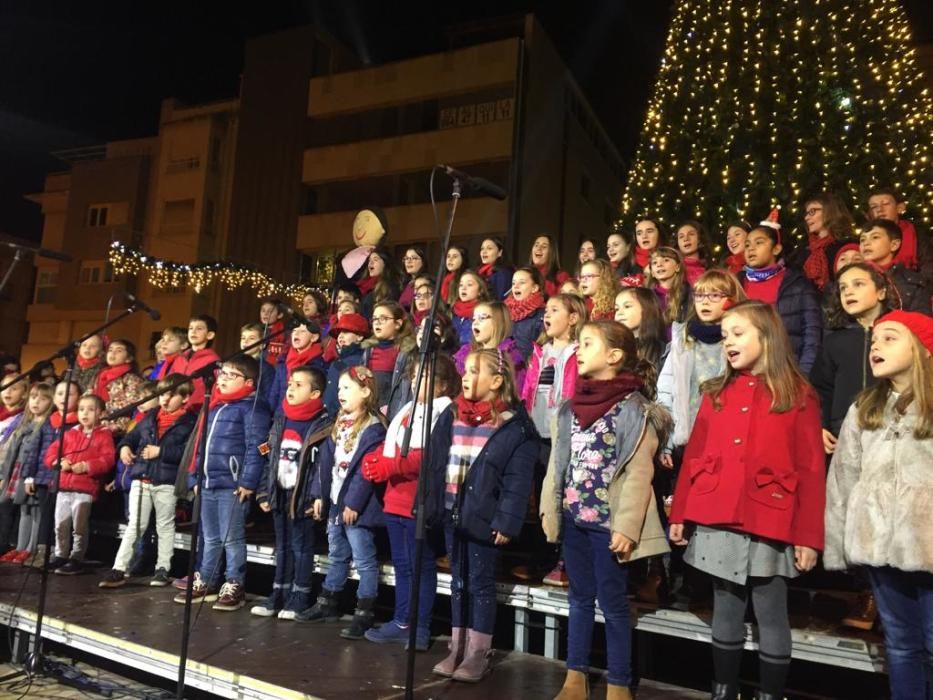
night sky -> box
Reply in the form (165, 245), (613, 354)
(1, 1), (930, 243)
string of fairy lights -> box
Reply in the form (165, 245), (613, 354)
(619, 0), (933, 244)
(108, 241), (322, 301)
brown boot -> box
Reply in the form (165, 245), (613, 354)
(553, 669), (589, 700)
(432, 627), (466, 677)
(451, 630), (493, 682)
(634, 556), (668, 605)
(606, 684), (633, 700)
(842, 591), (877, 631)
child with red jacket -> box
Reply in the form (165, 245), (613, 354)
(361, 354), (460, 651)
(46, 394), (115, 574)
(173, 315), (221, 410)
(669, 300), (825, 700)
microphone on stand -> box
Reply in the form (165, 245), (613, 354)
(437, 164), (508, 201)
(125, 293), (161, 321)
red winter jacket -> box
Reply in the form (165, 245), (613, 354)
(172, 348), (220, 410)
(44, 425), (115, 500)
(669, 373), (825, 550)
(362, 449), (422, 518)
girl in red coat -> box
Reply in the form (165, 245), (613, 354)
(669, 300), (825, 700)
(46, 394), (115, 575)
(361, 354), (460, 650)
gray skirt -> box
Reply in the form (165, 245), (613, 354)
(684, 525), (798, 585)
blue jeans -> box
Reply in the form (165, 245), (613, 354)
(386, 513), (436, 632)
(199, 488), (249, 586)
(272, 489), (316, 603)
(324, 520), (378, 600)
(561, 514), (632, 687)
(868, 566), (933, 700)
(445, 526), (499, 634)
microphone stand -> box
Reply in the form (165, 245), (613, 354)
(401, 170), (461, 699)
(24, 302), (147, 678)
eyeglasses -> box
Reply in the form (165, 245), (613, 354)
(578, 274), (599, 281)
(371, 315), (393, 324)
(414, 292), (432, 300)
(694, 292), (728, 303)
(403, 256), (421, 262)
(804, 207), (823, 217)
(218, 369), (245, 380)
(472, 313), (492, 323)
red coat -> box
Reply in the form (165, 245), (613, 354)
(173, 348), (220, 410)
(44, 425), (115, 500)
(669, 374), (825, 550)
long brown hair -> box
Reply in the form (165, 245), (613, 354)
(580, 320), (657, 397)
(856, 327), (933, 439)
(581, 260), (619, 319)
(701, 301), (810, 413)
(616, 287), (667, 372)
(372, 301), (415, 349)
(824, 263), (900, 330)
(529, 234), (563, 283)
(457, 270), (491, 305)
(646, 246), (688, 326)
(804, 191), (855, 239)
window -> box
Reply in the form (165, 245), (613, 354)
(78, 261), (118, 285)
(87, 205), (109, 227)
(35, 269), (58, 303)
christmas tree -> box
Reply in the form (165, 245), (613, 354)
(619, 0), (933, 251)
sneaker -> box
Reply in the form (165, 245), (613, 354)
(543, 561), (570, 588)
(250, 591), (284, 617)
(149, 568), (172, 587)
(213, 581), (245, 611)
(278, 590), (310, 620)
(364, 621), (410, 645)
(26, 546), (47, 569)
(173, 575), (190, 590)
(0, 549), (19, 563)
(47, 555), (67, 571)
(54, 559), (83, 576)
(98, 569), (128, 588)
(12, 550), (31, 564)
(277, 609), (297, 620)
(173, 572), (218, 604)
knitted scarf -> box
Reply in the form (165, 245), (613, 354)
(687, 321), (723, 345)
(634, 246), (652, 269)
(571, 373), (643, 429)
(76, 355), (100, 370)
(744, 260), (786, 282)
(478, 263), (495, 279)
(156, 407), (186, 438)
(95, 363), (132, 402)
(208, 384), (253, 410)
(455, 394), (509, 427)
(357, 274), (377, 297)
(281, 397), (324, 422)
(452, 298), (478, 320)
(286, 343), (323, 372)
(803, 233), (835, 290)
(505, 291), (545, 322)
(440, 271), (456, 302)
(683, 257), (706, 284)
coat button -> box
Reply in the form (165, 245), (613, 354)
(733, 438), (742, 444)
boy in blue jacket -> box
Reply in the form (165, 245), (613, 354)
(252, 366), (332, 619)
(99, 374), (196, 589)
(177, 354), (272, 611)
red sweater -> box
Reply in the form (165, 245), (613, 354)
(742, 269), (785, 306)
(670, 374), (825, 550)
(44, 425), (115, 500)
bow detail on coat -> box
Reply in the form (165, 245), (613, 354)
(754, 467), (798, 492)
(689, 454), (720, 477)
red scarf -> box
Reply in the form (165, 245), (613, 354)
(157, 353), (180, 379)
(455, 394), (509, 427)
(440, 271), (456, 302)
(157, 407), (186, 438)
(357, 275), (377, 296)
(803, 233), (834, 291)
(323, 337), (339, 363)
(413, 307), (428, 328)
(76, 355), (100, 370)
(725, 252), (745, 274)
(208, 384), (254, 410)
(265, 320), (286, 367)
(0, 405), (23, 423)
(504, 291), (545, 322)
(452, 298), (478, 319)
(895, 220), (920, 270)
(281, 397), (324, 422)
(634, 246), (652, 270)
(95, 363), (132, 402)
(683, 257), (706, 285)
(478, 263), (495, 278)
(571, 373), (643, 429)
(286, 343), (323, 372)
(50, 410), (78, 430)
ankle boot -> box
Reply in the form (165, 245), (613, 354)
(432, 627), (466, 677)
(606, 684), (633, 700)
(295, 589), (340, 623)
(340, 598), (376, 639)
(635, 556), (669, 605)
(451, 629), (493, 682)
(711, 681), (739, 700)
(553, 669), (590, 700)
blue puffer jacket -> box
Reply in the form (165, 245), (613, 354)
(119, 409), (197, 486)
(190, 395), (273, 492)
(426, 404), (538, 541)
(511, 307), (545, 361)
(266, 352), (327, 417)
(21, 417), (78, 488)
(740, 268), (823, 375)
(309, 421), (386, 528)
(258, 410), (332, 518)
(324, 344), (365, 416)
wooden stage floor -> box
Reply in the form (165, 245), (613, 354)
(0, 566), (706, 699)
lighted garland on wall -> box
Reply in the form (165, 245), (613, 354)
(619, 0), (933, 250)
(108, 241), (322, 300)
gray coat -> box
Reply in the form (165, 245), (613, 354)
(0, 417), (41, 505)
(825, 396), (933, 573)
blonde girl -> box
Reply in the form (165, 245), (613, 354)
(453, 301), (525, 389)
(579, 259), (618, 321)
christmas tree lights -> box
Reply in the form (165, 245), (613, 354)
(620, 0), (933, 251)
(108, 241), (323, 301)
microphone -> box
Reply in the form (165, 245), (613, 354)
(437, 164), (508, 201)
(1, 240), (72, 262)
(125, 293), (161, 320)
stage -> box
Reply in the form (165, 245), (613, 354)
(0, 567), (709, 699)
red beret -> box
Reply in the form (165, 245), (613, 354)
(875, 310), (933, 357)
